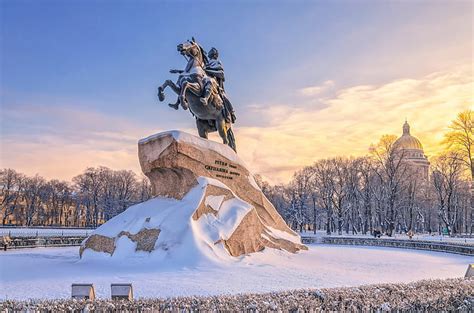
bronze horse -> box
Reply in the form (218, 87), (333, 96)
(157, 39), (236, 151)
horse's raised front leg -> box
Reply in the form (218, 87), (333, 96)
(158, 79), (180, 102)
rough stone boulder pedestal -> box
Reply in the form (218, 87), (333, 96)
(80, 131), (307, 261)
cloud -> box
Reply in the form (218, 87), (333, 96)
(299, 80), (335, 97)
(0, 105), (173, 180)
(232, 64), (473, 184)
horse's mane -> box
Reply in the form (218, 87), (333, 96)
(196, 43), (209, 66)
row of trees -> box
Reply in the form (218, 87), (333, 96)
(260, 110), (473, 236)
(0, 167), (152, 227)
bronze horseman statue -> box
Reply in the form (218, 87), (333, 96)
(157, 38), (237, 151)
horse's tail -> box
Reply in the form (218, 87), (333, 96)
(227, 127), (237, 152)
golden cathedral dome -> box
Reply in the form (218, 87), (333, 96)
(394, 121), (424, 151)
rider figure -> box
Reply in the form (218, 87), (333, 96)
(202, 48), (236, 123)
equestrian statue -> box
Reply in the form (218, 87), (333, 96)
(157, 38), (237, 152)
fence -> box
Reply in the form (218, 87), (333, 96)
(0, 227), (93, 238)
(0, 227), (92, 249)
(301, 236), (474, 256)
(5, 236), (87, 249)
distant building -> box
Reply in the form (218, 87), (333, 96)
(393, 120), (430, 181)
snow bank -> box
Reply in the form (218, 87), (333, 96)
(2, 278), (472, 312)
(80, 176), (303, 264)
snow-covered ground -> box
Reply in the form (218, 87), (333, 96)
(300, 230), (474, 245)
(0, 228), (92, 238)
(0, 244), (471, 300)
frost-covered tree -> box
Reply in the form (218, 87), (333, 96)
(431, 152), (467, 235)
(369, 135), (411, 236)
(443, 109), (473, 233)
(312, 159), (335, 234)
(22, 175), (48, 226)
(444, 110), (474, 180)
(0, 169), (25, 225)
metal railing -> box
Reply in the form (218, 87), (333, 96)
(0, 227), (94, 238)
(7, 236), (87, 249)
(301, 236), (474, 256)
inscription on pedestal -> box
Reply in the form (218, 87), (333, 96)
(204, 160), (241, 180)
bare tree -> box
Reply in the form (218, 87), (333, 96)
(0, 169), (25, 225)
(137, 176), (153, 202)
(292, 167), (315, 232)
(101, 169), (138, 220)
(330, 158), (350, 235)
(73, 167), (105, 227)
(443, 109), (473, 233)
(312, 159), (335, 235)
(444, 110), (474, 179)
(44, 180), (72, 226)
(370, 135), (410, 236)
(431, 152), (466, 235)
(23, 175), (47, 226)
(356, 157), (375, 234)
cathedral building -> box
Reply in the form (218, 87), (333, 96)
(393, 120), (430, 181)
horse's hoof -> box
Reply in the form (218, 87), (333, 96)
(168, 103), (179, 110)
(158, 87), (165, 102)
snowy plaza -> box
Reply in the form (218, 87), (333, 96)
(0, 244), (471, 300)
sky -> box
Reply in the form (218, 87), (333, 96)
(1, 0), (473, 184)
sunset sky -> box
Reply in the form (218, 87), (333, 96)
(1, 0), (473, 184)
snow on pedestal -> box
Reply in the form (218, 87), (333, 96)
(80, 131), (306, 263)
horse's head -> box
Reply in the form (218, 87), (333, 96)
(177, 38), (207, 68)
(177, 39), (200, 58)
